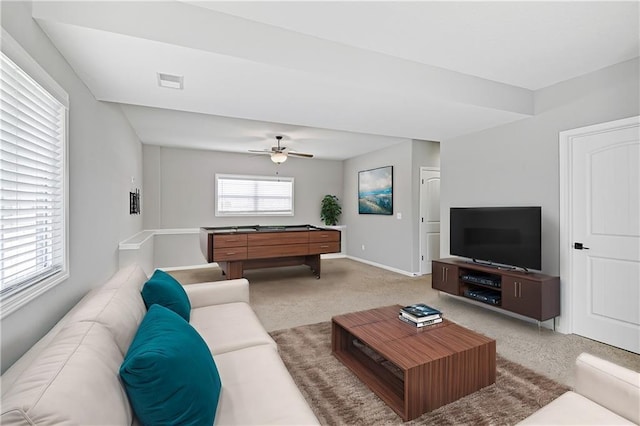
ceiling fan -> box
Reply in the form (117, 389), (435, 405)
(248, 135), (314, 164)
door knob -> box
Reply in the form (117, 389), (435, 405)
(574, 242), (590, 250)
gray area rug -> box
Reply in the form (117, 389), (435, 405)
(271, 321), (569, 425)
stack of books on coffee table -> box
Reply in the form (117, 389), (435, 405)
(398, 303), (443, 327)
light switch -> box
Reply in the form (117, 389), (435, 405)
(396, 212), (402, 219)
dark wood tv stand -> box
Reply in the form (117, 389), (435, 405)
(432, 258), (560, 322)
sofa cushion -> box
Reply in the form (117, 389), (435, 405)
(0, 287), (103, 395)
(0, 322), (132, 426)
(2, 265), (147, 392)
(141, 269), (191, 321)
(517, 391), (634, 425)
(214, 344), (319, 425)
(190, 301), (276, 355)
(67, 265), (148, 355)
(574, 352), (640, 424)
(120, 304), (221, 426)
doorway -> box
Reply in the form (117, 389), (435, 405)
(420, 167), (441, 275)
(560, 116), (639, 353)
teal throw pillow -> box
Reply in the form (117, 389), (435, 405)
(119, 304), (222, 426)
(141, 269), (191, 321)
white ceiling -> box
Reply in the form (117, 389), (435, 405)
(32, 1), (639, 160)
(120, 104), (409, 160)
(190, 1), (639, 91)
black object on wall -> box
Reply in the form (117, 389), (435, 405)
(129, 189), (140, 215)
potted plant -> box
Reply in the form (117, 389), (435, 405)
(320, 195), (342, 226)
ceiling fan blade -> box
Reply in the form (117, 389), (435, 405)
(250, 135), (314, 160)
(288, 151), (314, 158)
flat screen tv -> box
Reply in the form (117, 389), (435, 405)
(450, 207), (542, 270)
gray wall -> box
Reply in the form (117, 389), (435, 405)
(440, 58), (640, 276)
(143, 145), (343, 229)
(144, 142), (441, 271)
(343, 140), (440, 274)
(1, 2), (144, 372)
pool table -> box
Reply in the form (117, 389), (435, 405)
(199, 225), (341, 279)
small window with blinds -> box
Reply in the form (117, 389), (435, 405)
(216, 174), (294, 216)
(1, 45), (68, 316)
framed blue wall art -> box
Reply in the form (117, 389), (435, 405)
(358, 166), (393, 215)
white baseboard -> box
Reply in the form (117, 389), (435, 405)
(159, 255), (409, 280)
(161, 255), (346, 272)
(346, 256), (418, 277)
(321, 253), (347, 260)
(157, 255), (345, 270)
(159, 263), (218, 272)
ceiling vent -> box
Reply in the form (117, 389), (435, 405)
(157, 72), (183, 90)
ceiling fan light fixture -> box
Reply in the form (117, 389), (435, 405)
(271, 152), (287, 164)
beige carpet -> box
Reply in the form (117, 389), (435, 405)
(271, 321), (569, 425)
(169, 258), (640, 387)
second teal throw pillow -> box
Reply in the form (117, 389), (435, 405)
(141, 269), (191, 321)
(120, 304), (222, 426)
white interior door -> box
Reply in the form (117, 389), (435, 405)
(420, 168), (440, 275)
(571, 118), (640, 354)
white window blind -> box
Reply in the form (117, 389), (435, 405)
(216, 174), (294, 216)
(1, 50), (67, 308)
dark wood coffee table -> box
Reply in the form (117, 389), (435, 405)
(331, 305), (496, 421)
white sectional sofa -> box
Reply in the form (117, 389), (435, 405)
(518, 352), (640, 425)
(0, 265), (319, 425)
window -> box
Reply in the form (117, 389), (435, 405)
(216, 174), (294, 216)
(1, 33), (69, 317)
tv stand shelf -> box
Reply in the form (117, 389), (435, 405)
(432, 258), (560, 321)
